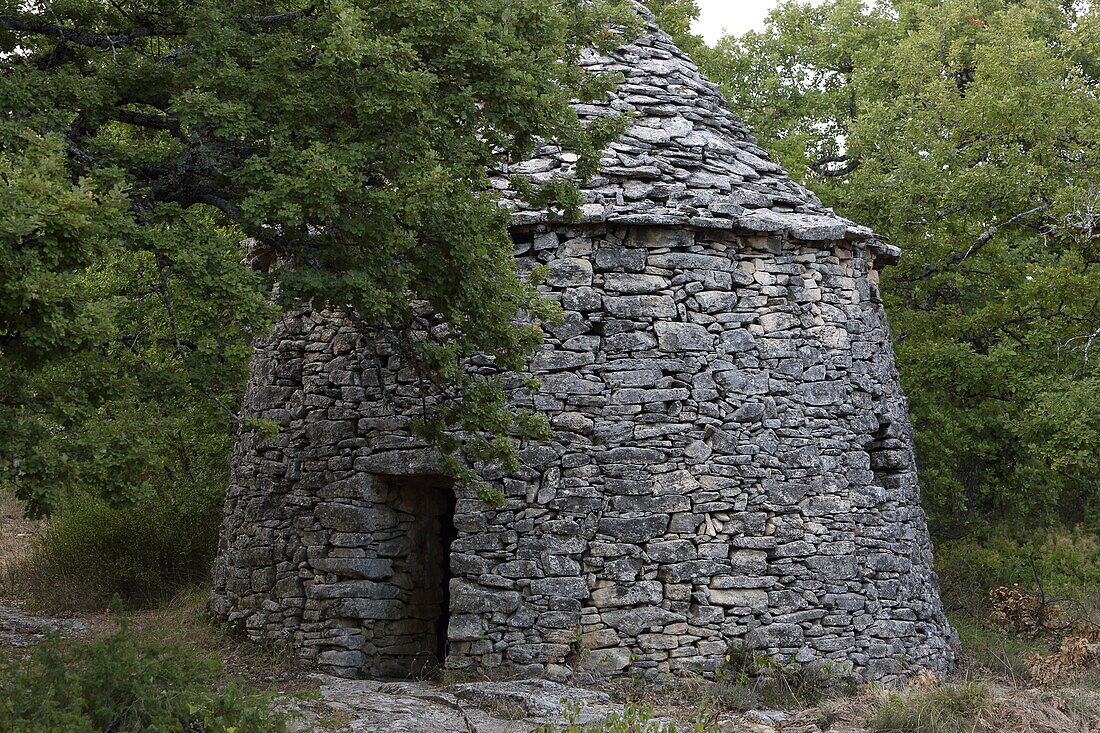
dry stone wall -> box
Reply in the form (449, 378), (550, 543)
(211, 224), (957, 684)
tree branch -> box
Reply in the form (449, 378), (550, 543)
(241, 7), (316, 26)
(64, 135), (96, 167)
(0, 14), (182, 49)
(810, 154), (860, 177)
(113, 109), (181, 135)
(897, 205), (1049, 281)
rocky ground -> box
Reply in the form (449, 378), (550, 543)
(2, 494), (1097, 733)
(0, 602), (90, 651)
(269, 672), (1100, 733)
(0, 596), (803, 732)
(274, 675), (826, 733)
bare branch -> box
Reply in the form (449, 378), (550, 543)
(1065, 326), (1100, 364)
(113, 109), (181, 134)
(241, 6), (316, 26)
(64, 135), (96, 166)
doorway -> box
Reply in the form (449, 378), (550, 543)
(380, 474), (456, 677)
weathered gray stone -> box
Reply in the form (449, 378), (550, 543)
(546, 258), (593, 287)
(311, 558), (393, 580)
(654, 322), (714, 352)
(448, 615), (486, 641)
(591, 582), (663, 608)
(316, 504), (376, 533)
(709, 589), (768, 608)
(604, 273), (669, 294)
(601, 608), (685, 636)
(451, 581), (521, 614)
(329, 598), (404, 620)
(594, 247), (646, 272)
(598, 516), (671, 543)
(746, 623), (805, 649)
(604, 295), (677, 319)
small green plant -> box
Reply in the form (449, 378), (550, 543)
(867, 681), (990, 733)
(0, 621), (280, 732)
(710, 646), (856, 710)
(475, 483), (508, 508)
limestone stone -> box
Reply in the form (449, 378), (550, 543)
(654, 322), (714, 352)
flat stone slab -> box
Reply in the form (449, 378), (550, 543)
(284, 676), (686, 733)
(0, 604), (89, 649)
(453, 679), (616, 725)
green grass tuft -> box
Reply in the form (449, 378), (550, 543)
(868, 681), (991, 733)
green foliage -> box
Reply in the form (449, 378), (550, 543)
(20, 482), (224, 610)
(4, 214), (271, 517)
(936, 525), (1100, 615)
(867, 681), (990, 733)
(949, 614), (1044, 682)
(0, 622), (280, 732)
(474, 483), (509, 508)
(0, 134), (128, 369)
(715, 647), (857, 710)
(0, 0), (640, 516)
(708, 0), (1100, 528)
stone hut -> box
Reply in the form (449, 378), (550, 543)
(211, 4), (956, 684)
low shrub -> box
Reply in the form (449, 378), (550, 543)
(935, 525), (1100, 617)
(0, 622), (280, 732)
(18, 480), (223, 610)
(709, 646), (857, 711)
(867, 681), (990, 733)
(950, 615), (1044, 683)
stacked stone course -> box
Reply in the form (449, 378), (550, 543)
(211, 3), (956, 685)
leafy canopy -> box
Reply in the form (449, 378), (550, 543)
(709, 0), (1100, 528)
(0, 0), (637, 515)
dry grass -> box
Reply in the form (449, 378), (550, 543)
(950, 615), (1046, 685)
(866, 680), (991, 733)
(125, 587), (314, 693)
(870, 684), (1100, 733)
(0, 490), (43, 597)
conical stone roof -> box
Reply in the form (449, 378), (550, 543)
(494, 2), (899, 260)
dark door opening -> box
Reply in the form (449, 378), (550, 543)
(385, 474), (456, 677)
